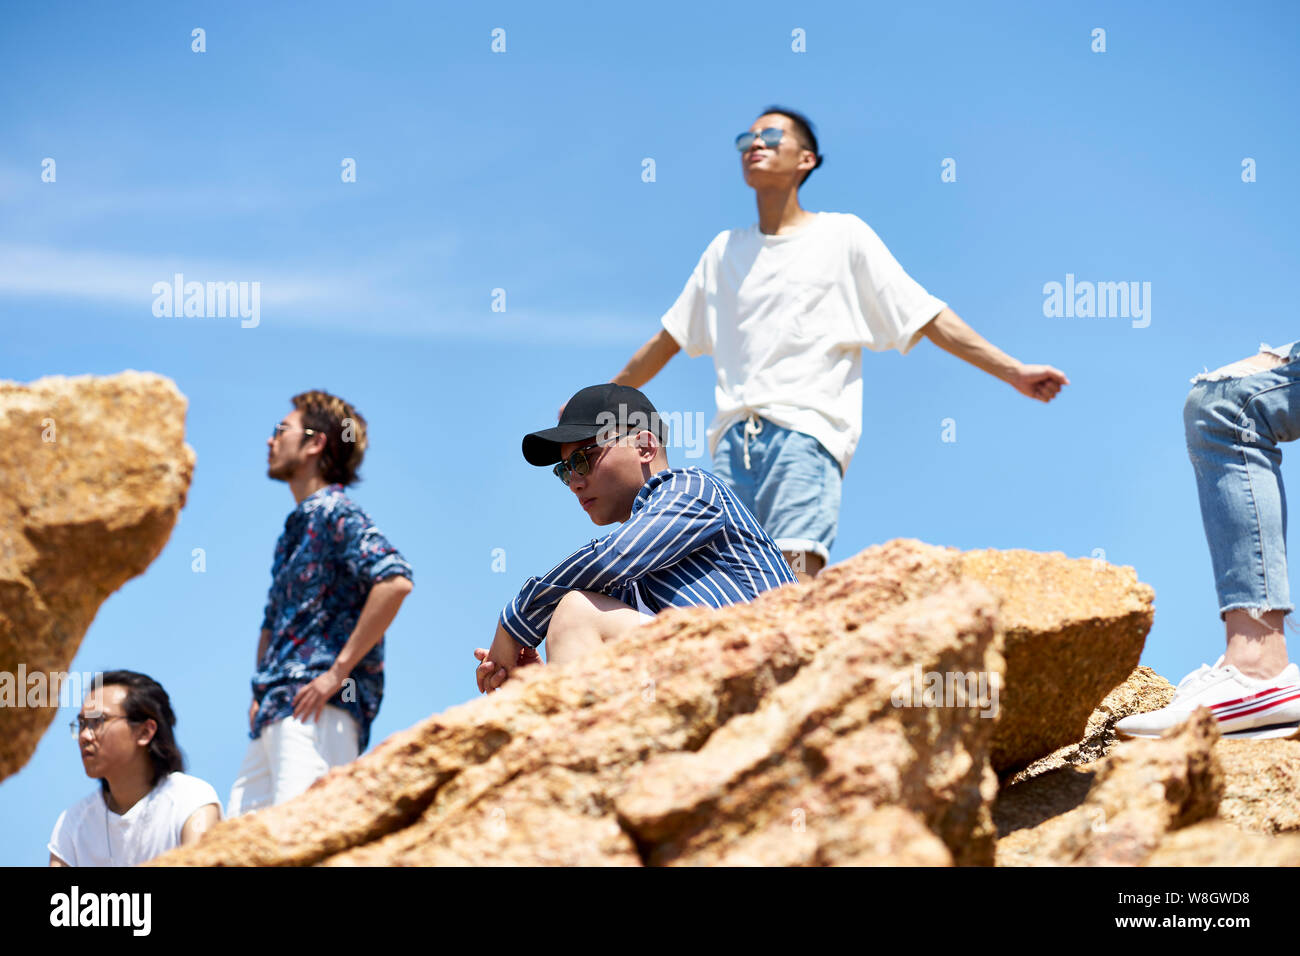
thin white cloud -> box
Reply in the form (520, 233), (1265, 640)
(0, 242), (356, 306)
(0, 242), (650, 346)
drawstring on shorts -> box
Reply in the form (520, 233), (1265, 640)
(741, 413), (763, 470)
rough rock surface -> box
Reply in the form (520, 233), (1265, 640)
(959, 550), (1153, 773)
(1007, 666), (1175, 786)
(613, 582), (1003, 866)
(1145, 820), (1300, 866)
(1214, 740), (1300, 834)
(0, 372), (194, 781)
(156, 538), (1155, 867)
(996, 695), (1300, 865)
(998, 709), (1225, 865)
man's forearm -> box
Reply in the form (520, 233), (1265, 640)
(331, 576), (413, 676)
(503, 487), (721, 646)
(612, 328), (680, 388)
(921, 307), (1021, 383)
(488, 620), (521, 667)
(255, 629), (270, 668)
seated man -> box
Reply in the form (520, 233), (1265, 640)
(49, 670), (221, 866)
(475, 383), (796, 692)
(1118, 342), (1300, 739)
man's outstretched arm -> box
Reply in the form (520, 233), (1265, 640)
(612, 328), (681, 389)
(920, 307), (1069, 402)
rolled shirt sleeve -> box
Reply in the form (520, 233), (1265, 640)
(659, 233), (725, 358)
(847, 215), (946, 355)
(500, 479), (724, 648)
(337, 510), (413, 585)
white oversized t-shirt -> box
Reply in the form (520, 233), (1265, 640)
(48, 771), (221, 866)
(659, 211), (946, 474)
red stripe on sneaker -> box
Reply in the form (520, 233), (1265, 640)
(1215, 690), (1300, 722)
(1214, 686), (1300, 717)
(1209, 685), (1296, 711)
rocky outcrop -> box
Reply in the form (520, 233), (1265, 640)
(996, 708), (1224, 866)
(1007, 666), (1176, 785)
(959, 550), (1153, 773)
(613, 582), (1003, 866)
(1216, 740), (1300, 834)
(155, 538), (1155, 867)
(995, 704), (1300, 866)
(1145, 820), (1300, 865)
(996, 673), (1300, 866)
(0, 372), (194, 781)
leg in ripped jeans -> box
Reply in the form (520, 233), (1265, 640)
(1118, 342), (1300, 740)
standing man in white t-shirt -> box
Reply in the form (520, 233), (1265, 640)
(611, 106), (1069, 581)
(48, 670), (221, 866)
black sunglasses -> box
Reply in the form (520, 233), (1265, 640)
(552, 434), (623, 486)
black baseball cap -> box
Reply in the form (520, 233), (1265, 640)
(522, 383), (666, 466)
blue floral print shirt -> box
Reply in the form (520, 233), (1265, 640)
(251, 484), (413, 751)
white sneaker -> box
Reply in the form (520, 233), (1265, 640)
(1114, 657), (1300, 740)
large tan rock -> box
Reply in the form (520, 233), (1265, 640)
(156, 538), (1155, 867)
(1007, 666), (1176, 785)
(0, 372), (194, 781)
(960, 550), (1153, 772)
(993, 668), (1176, 861)
(614, 581), (1003, 866)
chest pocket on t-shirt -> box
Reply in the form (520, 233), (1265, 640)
(787, 280), (839, 343)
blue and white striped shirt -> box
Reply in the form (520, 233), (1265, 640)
(500, 467), (796, 648)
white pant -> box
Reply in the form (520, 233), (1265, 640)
(226, 705), (360, 816)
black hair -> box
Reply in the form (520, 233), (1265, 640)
(758, 105), (824, 187)
(95, 670), (185, 795)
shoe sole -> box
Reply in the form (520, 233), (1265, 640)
(1117, 720), (1300, 741)
(1222, 722), (1300, 740)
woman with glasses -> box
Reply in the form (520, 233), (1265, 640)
(48, 670), (220, 866)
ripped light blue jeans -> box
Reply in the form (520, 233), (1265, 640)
(1185, 340), (1300, 620)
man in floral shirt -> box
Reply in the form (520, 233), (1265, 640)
(227, 390), (414, 816)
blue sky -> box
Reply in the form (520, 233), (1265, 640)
(2, 0), (1298, 864)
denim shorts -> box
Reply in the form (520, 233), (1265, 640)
(711, 415), (842, 564)
(1185, 340), (1300, 619)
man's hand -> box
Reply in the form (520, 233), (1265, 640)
(292, 667), (346, 723)
(475, 625), (542, 694)
(920, 308), (1069, 403)
(248, 697), (259, 733)
(1009, 364), (1069, 403)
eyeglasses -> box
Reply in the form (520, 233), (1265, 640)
(736, 127), (790, 152)
(270, 422), (319, 441)
(70, 714), (131, 739)
(553, 434), (624, 486)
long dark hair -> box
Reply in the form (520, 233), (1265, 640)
(96, 670), (185, 794)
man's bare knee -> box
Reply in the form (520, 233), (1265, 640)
(552, 590), (598, 630)
(547, 590), (643, 663)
